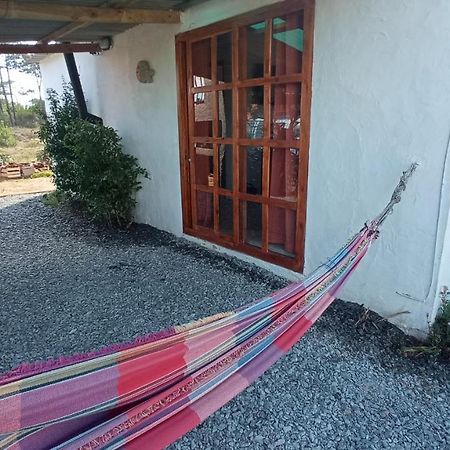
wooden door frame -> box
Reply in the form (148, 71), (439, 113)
(175, 0), (315, 272)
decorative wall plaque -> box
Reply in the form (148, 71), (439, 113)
(136, 60), (154, 83)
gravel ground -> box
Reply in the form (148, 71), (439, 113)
(1, 194), (449, 450)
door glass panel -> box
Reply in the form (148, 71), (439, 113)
(196, 191), (213, 228)
(194, 143), (214, 186)
(217, 32), (232, 83)
(219, 196), (233, 235)
(241, 21), (265, 79)
(194, 91), (214, 137)
(271, 12), (304, 76)
(218, 89), (233, 138)
(269, 206), (296, 257)
(192, 38), (211, 82)
(240, 146), (263, 195)
(271, 83), (301, 140)
(269, 147), (299, 201)
(219, 144), (233, 190)
(241, 201), (262, 247)
(241, 86), (265, 139)
(182, 5), (311, 269)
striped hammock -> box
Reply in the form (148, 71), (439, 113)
(0, 165), (416, 450)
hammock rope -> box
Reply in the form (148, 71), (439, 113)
(0, 164), (416, 450)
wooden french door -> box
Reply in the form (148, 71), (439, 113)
(176, 0), (314, 271)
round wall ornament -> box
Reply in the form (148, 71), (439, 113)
(136, 60), (155, 83)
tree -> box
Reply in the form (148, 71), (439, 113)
(0, 69), (13, 126)
(5, 55), (42, 100)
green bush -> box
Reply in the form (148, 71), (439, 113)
(31, 170), (53, 178)
(37, 85), (79, 191)
(15, 103), (41, 128)
(42, 190), (66, 207)
(38, 85), (148, 226)
(0, 121), (16, 147)
(0, 152), (11, 164)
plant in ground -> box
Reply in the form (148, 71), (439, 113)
(38, 85), (148, 226)
(37, 85), (79, 192)
(42, 190), (66, 208)
(64, 120), (148, 225)
(31, 170), (53, 179)
(0, 152), (11, 164)
(430, 295), (450, 356)
(0, 121), (16, 147)
(404, 292), (450, 359)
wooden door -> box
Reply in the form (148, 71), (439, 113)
(176, 0), (314, 271)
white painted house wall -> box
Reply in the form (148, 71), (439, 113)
(40, 0), (450, 337)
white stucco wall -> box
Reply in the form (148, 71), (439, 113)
(40, 0), (450, 337)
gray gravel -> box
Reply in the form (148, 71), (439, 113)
(1, 194), (449, 450)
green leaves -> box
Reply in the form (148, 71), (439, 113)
(0, 121), (16, 147)
(39, 85), (148, 226)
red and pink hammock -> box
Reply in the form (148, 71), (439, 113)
(0, 165), (416, 449)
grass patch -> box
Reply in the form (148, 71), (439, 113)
(404, 294), (450, 359)
(1, 127), (44, 163)
(42, 190), (66, 207)
(31, 170), (53, 179)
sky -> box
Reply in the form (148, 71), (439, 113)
(0, 55), (42, 106)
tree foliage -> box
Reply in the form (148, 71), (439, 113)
(5, 55), (41, 80)
(0, 121), (16, 147)
(5, 55), (42, 101)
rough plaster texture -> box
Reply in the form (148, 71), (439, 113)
(39, 0), (450, 336)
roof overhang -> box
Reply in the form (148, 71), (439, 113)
(0, 0), (208, 54)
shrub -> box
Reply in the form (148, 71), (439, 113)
(37, 85), (79, 191)
(0, 121), (16, 147)
(42, 190), (66, 207)
(64, 121), (148, 225)
(0, 152), (11, 164)
(31, 170), (53, 178)
(38, 85), (148, 226)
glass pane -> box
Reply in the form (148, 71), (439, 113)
(194, 143), (214, 186)
(241, 86), (264, 139)
(219, 144), (233, 190)
(194, 90), (214, 137)
(196, 191), (213, 228)
(217, 32), (232, 83)
(240, 146), (263, 195)
(271, 83), (301, 140)
(271, 12), (304, 76)
(241, 21), (265, 79)
(269, 147), (299, 201)
(218, 89), (232, 138)
(219, 196), (233, 236)
(241, 201), (262, 247)
(192, 38), (211, 82)
(269, 206), (296, 257)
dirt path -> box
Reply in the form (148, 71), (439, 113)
(0, 178), (55, 197)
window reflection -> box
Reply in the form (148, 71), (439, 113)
(271, 13), (304, 76)
(242, 21), (265, 79)
(244, 86), (264, 139)
(218, 89), (232, 138)
(194, 88), (213, 137)
(271, 83), (301, 140)
(217, 32), (232, 83)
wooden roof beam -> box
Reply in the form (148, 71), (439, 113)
(39, 0), (138, 44)
(0, 1), (181, 24)
(0, 42), (101, 54)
